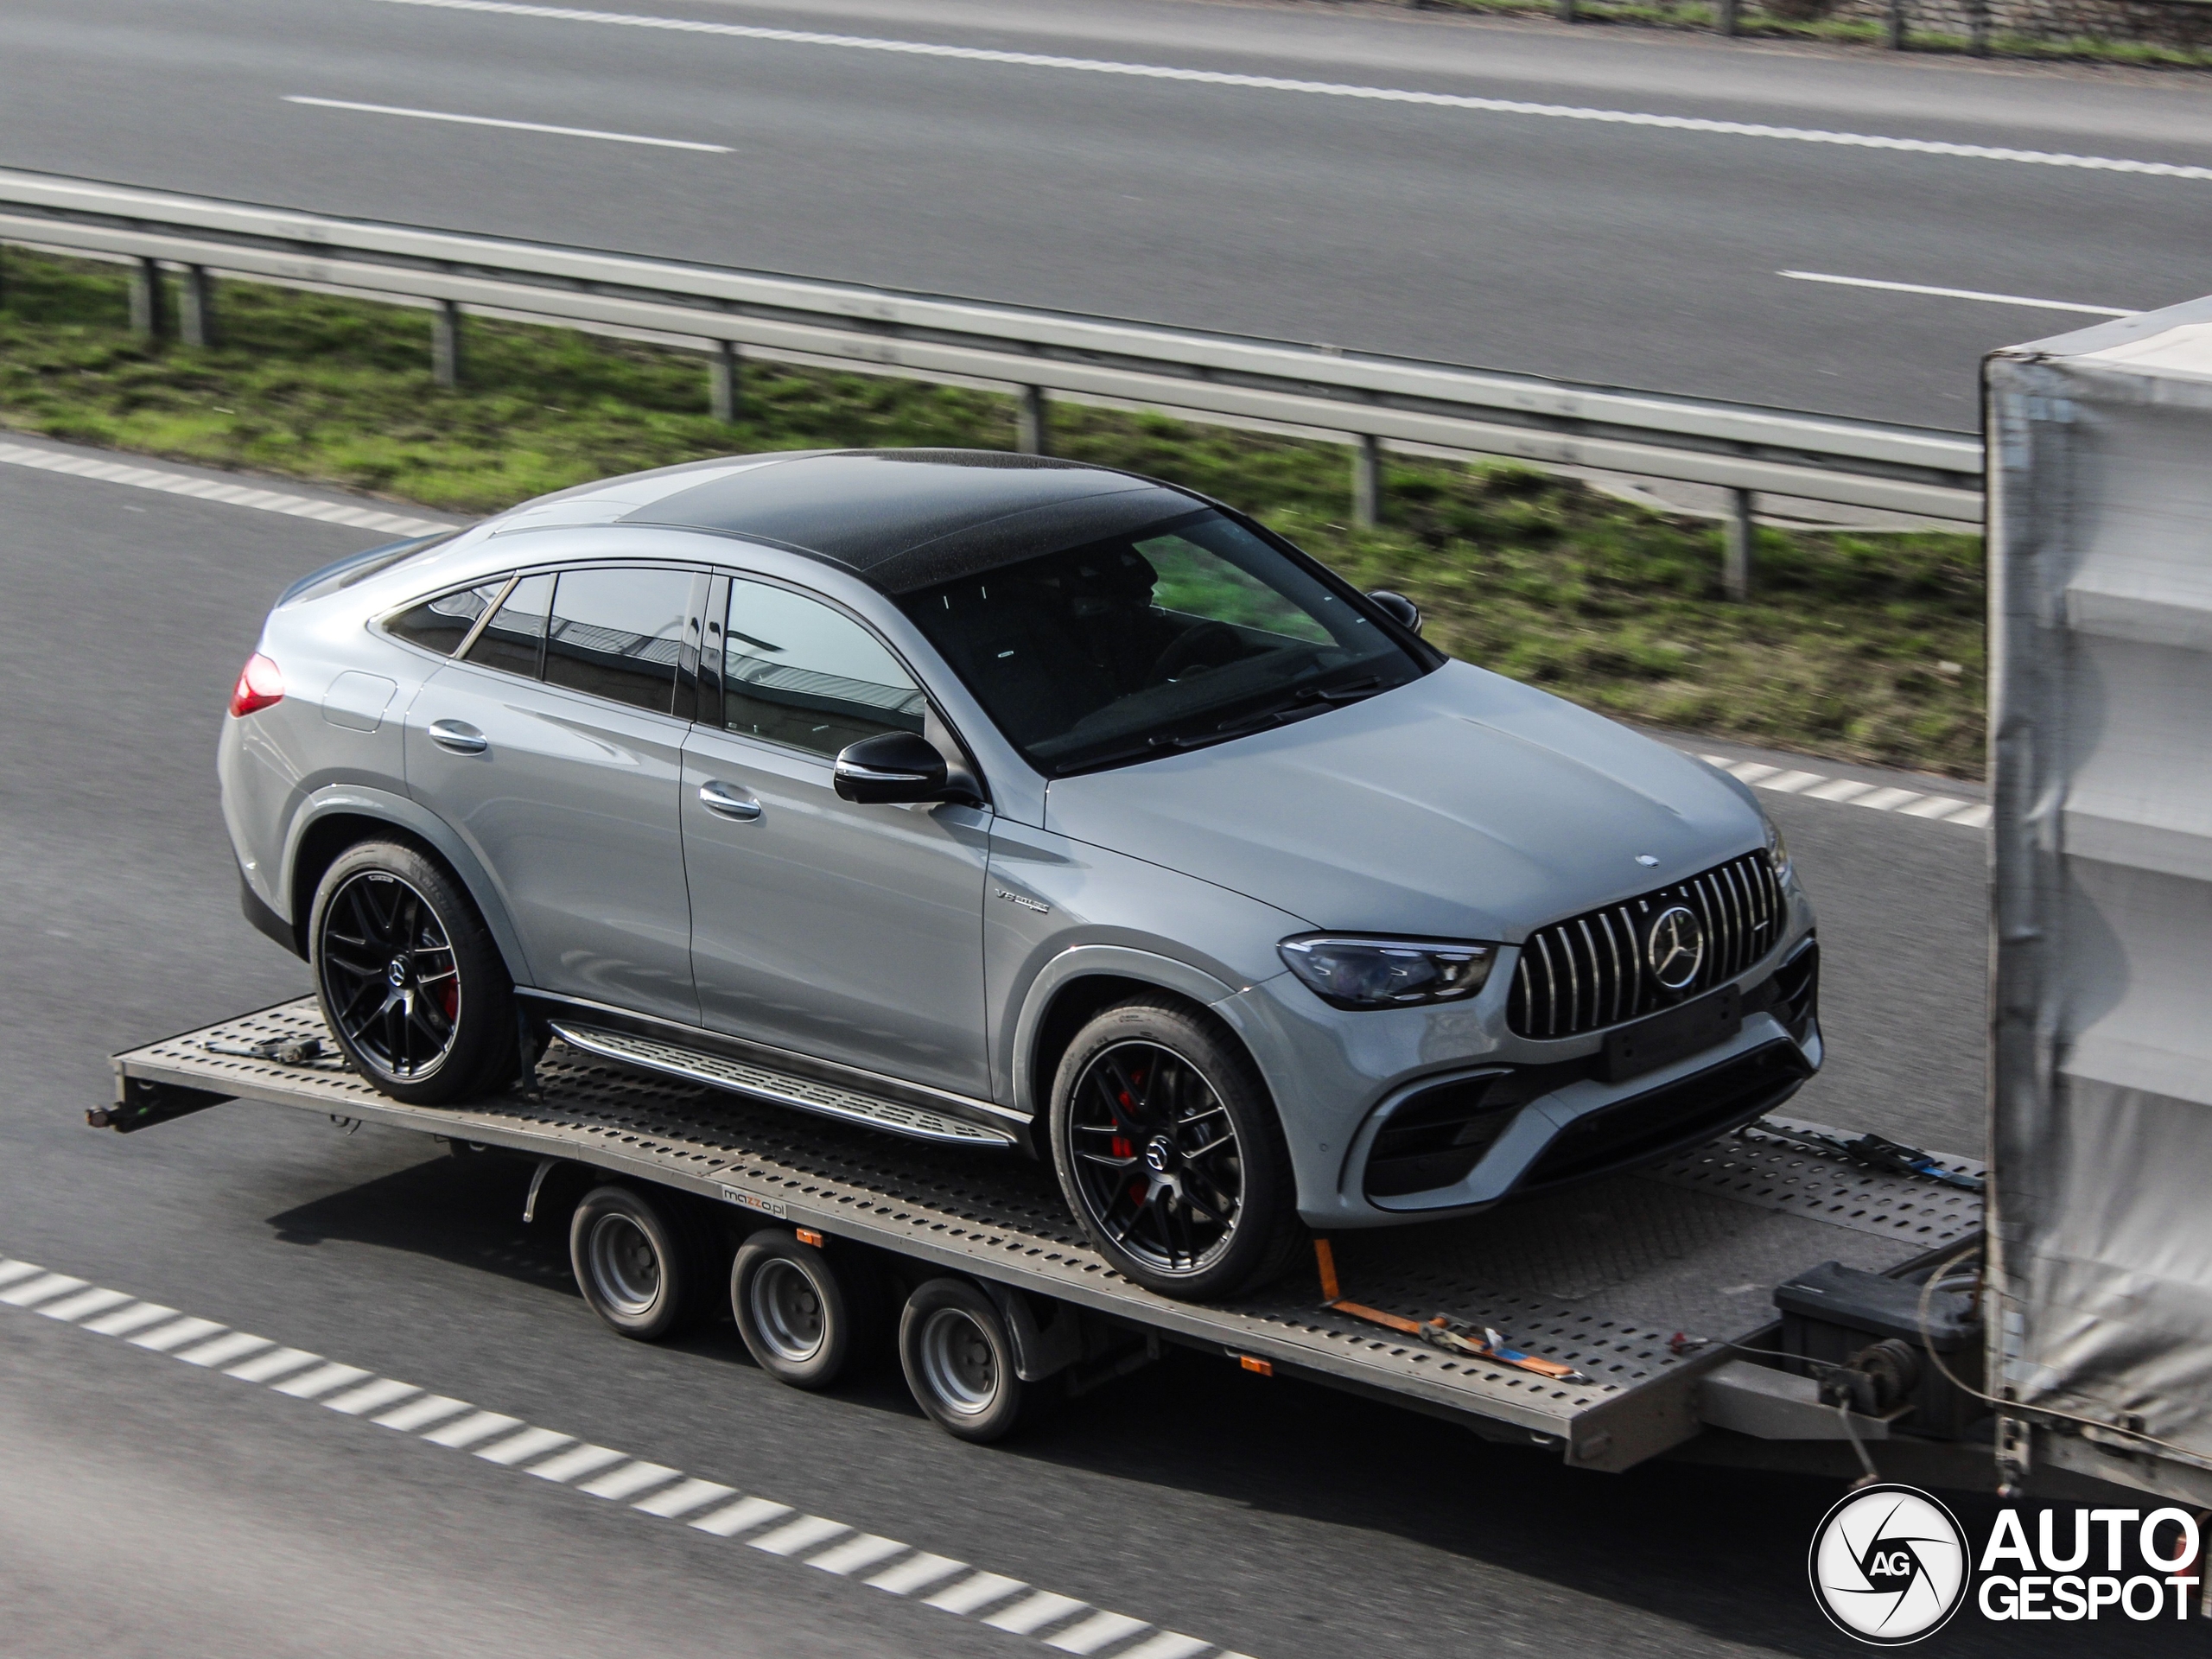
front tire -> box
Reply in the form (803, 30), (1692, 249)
(1048, 996), (1302, 1300)
(309, 839), (515, 1104)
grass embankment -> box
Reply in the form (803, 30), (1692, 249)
(0, 250), (1985, 776)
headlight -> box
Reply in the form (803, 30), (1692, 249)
(1278, 936), (1497, 1010)
(1764, 817), (1792, 883)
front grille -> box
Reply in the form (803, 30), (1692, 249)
(1508, 850), (1783, 1039)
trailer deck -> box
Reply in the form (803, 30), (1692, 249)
(108, 997), (1983, 1471)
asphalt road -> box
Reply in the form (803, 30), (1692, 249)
(3, 446), (2142, 1659)
(3, 0), (2209, 429)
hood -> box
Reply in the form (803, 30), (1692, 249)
(1042, 661), (1765, 941)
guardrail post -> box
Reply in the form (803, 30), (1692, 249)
(432, 299), (464, 388)
(709, 340), (741, 423)
(1015, 385), (1048, 455)
(1885, 0), (1906, 47)
(1715, 0), (1739, 35)
(128, 257), (169, 341)
(180, 265), (218, 348)
(1968, 0), (1989, 53)
(1723, 488), (1756, 601)
(1352, 435), (1382, 529)
(1556, 0), (1576, 19)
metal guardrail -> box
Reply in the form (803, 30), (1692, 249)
(0, 168), (1985, 537)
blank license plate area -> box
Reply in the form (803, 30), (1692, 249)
(1600, 985), (1741, 1082)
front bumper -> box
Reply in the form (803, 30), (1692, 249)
(1224, 922), (1821, 1229)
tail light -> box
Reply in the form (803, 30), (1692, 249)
(229, 652), (284, 717)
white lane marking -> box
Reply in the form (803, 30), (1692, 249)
(223, 1346), (325, 1383)
(748, 1514), (851, 1556)
(526, 1442), (631, 1483)
(0, 1273), (88, 1307)
(1697, 753), (1986, 830)
(987, 1590), (1090, 1635)
(1779, 270), (2137, 316)
(371, 1393), (474, 1432)
(283, 95), (733, 152)
(807, 1533), (909, 1576)
(175, 1332), (276, 1369)
(421, 1409), (524, 1448)
(475, 1425), (575, 1465)
(4, 1255), (1240, 1659)
(1050, 1611), (1154, 1655)
(690, 1496), (794, 1537)
(272, 1362), (375, 1399)
(323, 1376), (423, 1416)
(927, 1571), (1031, 1615)
(35, 1287), (135, 1322)
(131, 1316), (228, 1352)
(866, 1551), (969, 1595)
(80, 1302), (183, 1338)
(632, 1477), (736, 1518)
(375, 0), (2212, 181)
(575, 1460), (683, 1502)
(0, 442), (455, 537)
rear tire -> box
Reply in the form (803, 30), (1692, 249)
(898, 1277), (1028, 1443)
(569, 1184), (711, 1341)
(731, 1231), (878, 1389)
(1048, 996), (1303, 1300)
(309, 839), (515, 1104)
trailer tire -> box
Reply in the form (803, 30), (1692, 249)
(1049, 996), (1304, 1300)
(731, 1231), (877, 1389)
(308, 839), (516, 1105)
(569, 1184), (709, 1341)
(899, 1277), (1028, 1443)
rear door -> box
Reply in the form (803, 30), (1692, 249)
(405, 562), (702, 1026)
(682, 573), (994, 1096)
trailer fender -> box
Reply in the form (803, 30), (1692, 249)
(281, 784), (537, 987)
(980, 1279), (1084, 1382)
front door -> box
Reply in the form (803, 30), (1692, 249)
(405, 563), (700, 1026)
(682, 575), (992, 1097)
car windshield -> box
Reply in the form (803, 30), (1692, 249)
(898, 509), (1427, 776)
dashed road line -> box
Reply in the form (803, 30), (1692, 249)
(0, 441), (455, 536)
(0, 1253), (1249, 1659)
(1700, 753), (1988, 830)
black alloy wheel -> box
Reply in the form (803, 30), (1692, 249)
(319, 869), (461, 1081)
(308, 840), (515, 1105)
(1049, 997), (1303, 1300)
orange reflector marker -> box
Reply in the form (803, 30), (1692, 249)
(795, 1228), (824, 1248)
(1239, 1355), (1274, 1376)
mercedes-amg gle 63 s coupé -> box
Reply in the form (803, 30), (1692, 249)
(220, 449), (1821, 1299)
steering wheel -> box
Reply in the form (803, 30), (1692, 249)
(1145, 622), (1244, 686)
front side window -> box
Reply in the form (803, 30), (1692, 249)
(543, 566), (692, 715)
(898, 509), (1424, 775)
(385, 578), (507, 657)
(719, 578), (925, 758)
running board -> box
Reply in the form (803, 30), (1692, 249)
(548, 1023), (1015, 1148)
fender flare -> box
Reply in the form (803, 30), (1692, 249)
(1004, 943), (1243, 1120)
(281, 784), (537, 986)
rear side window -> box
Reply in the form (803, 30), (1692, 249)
(543, 567), (692, 715)
(385, 579), (508, 656)
(719, 578), (925, 757)
(462, 572), (552, 679)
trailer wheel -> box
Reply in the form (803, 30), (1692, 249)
(569, 1184), (706, 1341)
(899, 1277), (1027, 1443)
(308, 839), (515, 1105)
(731, 1231), (874, 1389)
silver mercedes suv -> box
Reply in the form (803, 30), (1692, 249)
(219, 449), (1820, 1299)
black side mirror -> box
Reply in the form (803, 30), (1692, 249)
(833, 730), (950, 804)
(1367, 589), (1422, 634)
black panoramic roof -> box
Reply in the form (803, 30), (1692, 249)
(616, 449), (1199, 594)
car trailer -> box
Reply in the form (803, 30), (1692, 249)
(101, 995), (1990, 1472)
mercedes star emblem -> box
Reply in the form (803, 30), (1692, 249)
(1645, 906), (1706, 991)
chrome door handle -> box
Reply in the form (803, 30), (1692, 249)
(428, 718), (488, 755)
(698, 780), (763, 822)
